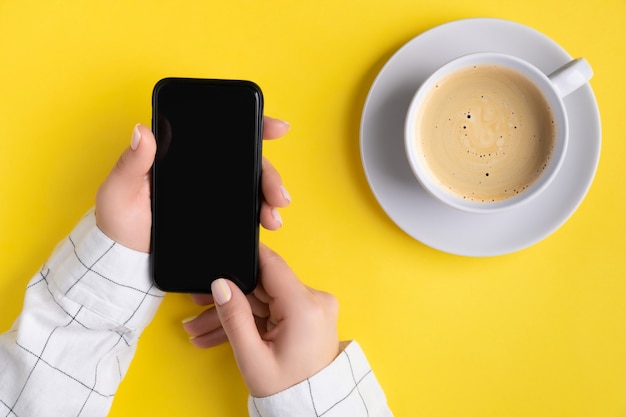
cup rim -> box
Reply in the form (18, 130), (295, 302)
(404, 51), (569, 214)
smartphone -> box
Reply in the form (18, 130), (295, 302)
(151, 77), (264, 294)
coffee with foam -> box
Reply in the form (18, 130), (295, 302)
(413, 64), (556, 203)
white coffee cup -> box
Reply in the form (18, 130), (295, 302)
(404, 52), (593, 213)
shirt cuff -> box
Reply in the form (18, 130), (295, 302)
(45, 208), (164, 331)
(248, 341), (392, 417)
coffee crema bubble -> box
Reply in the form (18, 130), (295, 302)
(415, 64), (556, 203)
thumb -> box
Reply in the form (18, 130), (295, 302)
(107, 124), (156, 189)
(211, 278), (267, 375)
(95, 124), (156, 252)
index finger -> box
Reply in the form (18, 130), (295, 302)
(263, 116), (290, 139)
(257, 243), (308, 306)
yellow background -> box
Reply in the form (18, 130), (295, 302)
(1, 0), (624, 416)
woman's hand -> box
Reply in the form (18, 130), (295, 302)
(95, 116), (291, 252)
(183, 243), (341, 397)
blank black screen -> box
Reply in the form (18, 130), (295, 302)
(151, 78), (263, 293)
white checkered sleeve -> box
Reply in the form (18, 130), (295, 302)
(0, 208), (164, 417)
(248, 341), (393, 417)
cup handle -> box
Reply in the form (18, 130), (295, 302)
(548, 58), (593, 98)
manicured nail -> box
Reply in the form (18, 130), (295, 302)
(268, 116), (290, 129)
(272, 207), (283, 226)
(131, 124), (141, 150)
(181, 315), (198, 324)
(278, 118), (290, 129)
(211, 278), (232, 306)
(280, 185), (291, 203)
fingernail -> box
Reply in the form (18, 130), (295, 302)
(182, 315), (198, 324)
(131, 124), (141, 150)
(270, 116), (290, 129)
(280, 185), (291, 203)
(271, 207), (283, 226)
(278, 119), (290, 129)
(211, 278), (232, 306)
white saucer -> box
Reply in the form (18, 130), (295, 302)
(360, 18), (601, 257)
